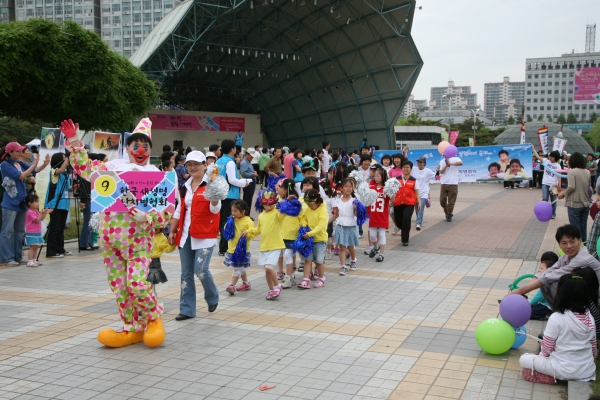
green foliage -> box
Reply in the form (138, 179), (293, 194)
(507, 116), (515, 125)
(0, 20), (157, 132)
(395, 113), (445, 127)
(548, 116), (553, 122)
(0, 118), (46, 145)
(588, 119), (600, 150)
(557, 114), (566, 124)
(590, 112), (598, 123)
(527, 115), (533, 122)
(567, 113), (578, 123)
(537, 115), (543, 121)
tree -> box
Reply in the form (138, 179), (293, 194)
(589, 119), (600, 151)
(395, 113), (445, 127)
(567, 113), (578, 123)
(507, 116), (515, 125)
(527, 115), (533, 122)
(0, 118), (47, 145)
(537, 115), (544, 121)
(548, 116), (553, 122)
(557, 114), (566, 124)
(0, 19), (157, 132)
(590, 112), (598, 123)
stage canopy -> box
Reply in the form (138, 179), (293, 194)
(131, 0), (422, 150)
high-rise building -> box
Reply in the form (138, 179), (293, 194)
(524, 26), (600, 123)
(0, 0), (15, 23)
(483, 77), (525, 122)
(430, 80), (477, 108)
(12, 0), (176, 58)
(400, 94), (428, 117)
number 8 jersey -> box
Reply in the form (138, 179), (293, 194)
(367, 181), (391, 229)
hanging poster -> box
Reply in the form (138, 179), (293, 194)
(92, 131), (121, 161)
(38, 127), (65, 208)
(449, 131), (459, 145)
(552, 137), (567, 153)
(90, 171), (176, 214)
(148, 113), (246, 132)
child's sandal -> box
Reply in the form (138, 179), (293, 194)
(297, 278), (311, 289)
(314, 278), (326, 288)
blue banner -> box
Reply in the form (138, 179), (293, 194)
(373, 144), (533, 183)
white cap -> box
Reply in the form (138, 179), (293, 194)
(205, 151), (217, 159)
(185, 151), (206, 163)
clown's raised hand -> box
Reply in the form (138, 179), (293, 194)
(59, 119), (81, 146)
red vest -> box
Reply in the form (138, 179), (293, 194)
(175, 185), (220, 246)
(394, 176), (418, 206)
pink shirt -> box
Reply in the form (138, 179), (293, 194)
(284, 154), (295, 178)
(26, 209), (41, 234)
(388, 167), (403, 178)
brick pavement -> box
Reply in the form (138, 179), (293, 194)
(0, 183), (571, 399)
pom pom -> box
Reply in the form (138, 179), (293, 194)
(276, 197), (302, 216)
(290, 226), (314, 258)
(206, 163), (218, 182)
(254, 189), (264, 213)
(222, 216), (235, 241)
(357, 182), (378, 207)
(230, 236), (251, 265)
(146, 258), (168, 284)
(267, 173), (286, 191)
(354, 199), (369, 226)
(204, 175), (230, 201)
(90, 212), (101, 231)
(349, 170), (365, 186)
(384, 178), (400, 199)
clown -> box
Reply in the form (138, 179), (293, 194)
(60, 118), (170, 348)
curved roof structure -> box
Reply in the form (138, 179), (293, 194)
(494, 122), (593, 155)
(131, 0), (422, 150)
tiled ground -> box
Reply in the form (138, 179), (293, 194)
(0, 183), (569, 399)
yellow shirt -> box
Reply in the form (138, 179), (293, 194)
(279, 200), (307, 240)
(152, 232), (177, 258)
(245, 209), (285, 251)
(227, 216), (255, 254)
(304, 203), (329, 243)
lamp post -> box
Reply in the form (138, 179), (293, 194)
(469, 108), (481, 145)
(442, 93), (457, 126)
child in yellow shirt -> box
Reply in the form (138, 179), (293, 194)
(223, 201), (255, 295)
(297, 190), (329, 289)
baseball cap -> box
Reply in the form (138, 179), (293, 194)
(205, 151), (217, 159)
(5, 142), (27, 153)
(185, 151), (206, 164)
(417, 156), (427, 163)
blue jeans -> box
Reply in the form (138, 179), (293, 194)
(567, 206), (589, 243)
(178, 237), (219, 317)
(0, 207), (26, 263)
(79, 201), (93, 248)
(415, 197), (428, 226)
(541, 185), (557, 218)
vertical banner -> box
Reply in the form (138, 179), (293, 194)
(520, 121), (526, 144)
(441, 131), (449, 142)
(537, 126), (549, 153)
(468, 138), (475, 147)
(92, 132), (122, 161)
(449, 131), (459, 145)
(574, 67), (600, 104)
(552, 137), (567, 153)
(120, 133), (132, 159)
(38, 127), (64, 208)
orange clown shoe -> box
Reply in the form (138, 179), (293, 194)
(97, 328), (144, 347)
(143, 317), (165, 347)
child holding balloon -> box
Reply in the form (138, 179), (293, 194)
(519, 274), (597, 384)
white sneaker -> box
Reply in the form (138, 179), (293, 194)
(339, 266), (347, 276)
(393, 227), (399, 235)
(364, 245), (373, 255)
(26, 260), (37, 267)
(350, 260), (357, 271)
(281, 275), (295, 289)
(416, 224), (421, 230)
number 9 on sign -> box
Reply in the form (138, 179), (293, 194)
(95, 176), (116, 196)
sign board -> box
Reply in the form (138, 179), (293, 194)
(148, 113), (246, 132)
(574, 67), (600, 104)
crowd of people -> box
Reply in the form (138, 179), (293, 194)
(6, 123), (600, 386)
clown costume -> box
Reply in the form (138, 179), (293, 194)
(60, 118), (171, 348)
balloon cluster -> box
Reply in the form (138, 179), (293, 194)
(437, 141), (458, 158)
(475, 294), (531, 354)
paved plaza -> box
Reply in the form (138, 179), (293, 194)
(0, 183), (570, 399)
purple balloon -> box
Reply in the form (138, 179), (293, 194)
(500, 294), (532, 328)
(444, 145), (458, 158)
(533, 201), (553, 222)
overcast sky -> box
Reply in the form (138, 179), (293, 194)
(409, 0), (600, 105)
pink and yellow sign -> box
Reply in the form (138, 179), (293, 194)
(148, 113), (246, 132)
(574, 67), (600, 104)
(90, 171), (176, 214)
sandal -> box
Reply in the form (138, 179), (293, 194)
(297, 278), (311, 289)
(314, 277), (326, 288)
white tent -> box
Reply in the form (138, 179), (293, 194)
(26, 138), (41, 147)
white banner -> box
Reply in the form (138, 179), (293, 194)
(552, 137), (567, 153)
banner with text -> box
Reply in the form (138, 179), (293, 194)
(373, 144), (533, 183)
(91, 171), (176, 214)
(574, 67), (600, 104)
(148, 113), (246, 132)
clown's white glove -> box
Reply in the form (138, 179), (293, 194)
(130, 208), (149, 222)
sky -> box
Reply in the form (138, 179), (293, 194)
(409, 0), (600, 105)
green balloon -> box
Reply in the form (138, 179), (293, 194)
(475, 318), (516, 355)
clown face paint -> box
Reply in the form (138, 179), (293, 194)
(127, 140), (151, 165)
